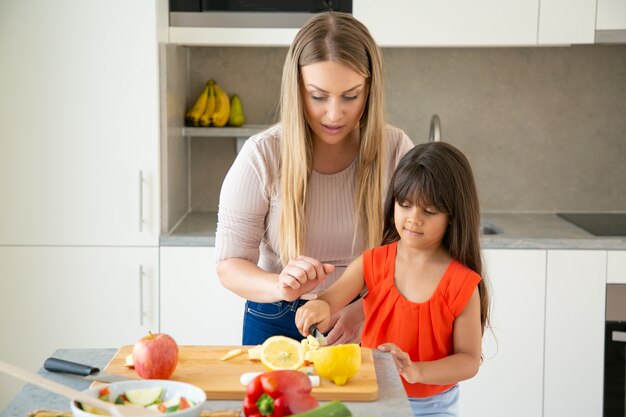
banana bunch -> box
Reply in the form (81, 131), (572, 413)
(185, 79), (245, 127)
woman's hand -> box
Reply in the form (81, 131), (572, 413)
(325, 299), (364, 345)
(276, 256), (335, 302)
(378, 343), (420, 383)
(295, 300), (331, 337)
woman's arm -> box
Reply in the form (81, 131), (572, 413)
(217, 256), (335, 303)
(379, 288), (482, 384)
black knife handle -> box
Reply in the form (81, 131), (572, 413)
(44, 357), (99, 376)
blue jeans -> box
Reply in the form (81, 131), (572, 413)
(408, 385), (460, 417)
(242, 299), (308, 345)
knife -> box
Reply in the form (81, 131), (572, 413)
(309, 324), (328, 346)
(44, 357), (136, 383)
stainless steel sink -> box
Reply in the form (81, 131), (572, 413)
(557, 213), (626, 236)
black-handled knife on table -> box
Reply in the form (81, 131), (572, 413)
(44, 357), (136, 383)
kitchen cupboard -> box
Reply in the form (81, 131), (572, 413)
(608, 250), (626, 284)
(354, 0), (540, 46)
(0, 246), (158, 408)
(538, 0), (597, 44)
(460, 250), (547, 417)
(596, 0), (626, 31)
(544, 250), (606, 417)
(0, 0), (166, 410)
(0, 0), (163, 247)
(160, 246), (244, 345)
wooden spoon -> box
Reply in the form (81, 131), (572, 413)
(0, 360), (159, 416)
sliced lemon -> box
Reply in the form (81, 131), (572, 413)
(220, 348), (243, 361)
(306, 334), (321, 349)
(310, 344), (361, 386)
(248, 344), (262, 361)
(260, 336), (305, 371)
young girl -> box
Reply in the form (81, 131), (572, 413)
(295, 142), (490, 417)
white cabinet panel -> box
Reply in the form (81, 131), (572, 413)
(608, 250), (626, 284)
(460, 250), (546, 417)
(544, 250), (606, 417)
(538, 0), (597, 44)
(353, 0), (539, 46)
(160, 246), (244, 345)
(0, 246), (158, 408)
(597, 0), (626, 30)
(0, 0), (160, 246)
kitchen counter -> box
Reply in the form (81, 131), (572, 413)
(160, 211), (626, 250)
(1, 348), (413, 417)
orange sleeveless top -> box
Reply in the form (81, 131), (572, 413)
(361, 241), (481, 398)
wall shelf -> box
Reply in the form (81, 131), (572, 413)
(183, 125), (271, 152)
(182, 125), (270, 137)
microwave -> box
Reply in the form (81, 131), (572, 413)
(170, 0), (352, 28)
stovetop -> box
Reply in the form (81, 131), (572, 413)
(557, 213), (626, 237)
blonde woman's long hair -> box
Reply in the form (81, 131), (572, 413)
(278, 11), (387, 265)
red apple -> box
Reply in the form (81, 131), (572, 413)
(132, 331), (178, 379)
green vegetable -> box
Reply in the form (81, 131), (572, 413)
(289, 401), (352, 417)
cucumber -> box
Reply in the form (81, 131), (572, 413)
(290, 401), (352, 417)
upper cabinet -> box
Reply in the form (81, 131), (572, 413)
(356, 0), (597, 46)
(354, 0), (540, 46)
(595, 0), (626, 42)
(538, 0), (597, 44)
(169, 0), (605, 47)
(0, 0), (164, 246)
(597, 0), (626, 30)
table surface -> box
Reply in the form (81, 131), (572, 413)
(0, 348), (412, 417)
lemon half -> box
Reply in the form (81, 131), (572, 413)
(260, 336), (305, 371)
(310, 344), (361, 386)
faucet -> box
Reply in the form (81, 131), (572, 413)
(429, 114), (441, 142)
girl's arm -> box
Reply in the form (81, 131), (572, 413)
(295, 254), (366, 336)
(379, 288), (482, 384)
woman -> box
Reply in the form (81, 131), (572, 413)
(215, 12), (414, 346)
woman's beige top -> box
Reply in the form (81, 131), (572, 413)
(215, 124), (414, 293)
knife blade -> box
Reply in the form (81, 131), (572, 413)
(44, 357), (136, 383)
(309, 324), (328, 346)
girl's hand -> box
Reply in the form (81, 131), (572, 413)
(378, 343), (420, 384)
(276, 256), (335, 302)
(295, 300), (331, 337)
(325, 299), (364, 345)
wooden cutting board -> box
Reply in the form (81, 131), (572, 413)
(96, 345), (378, 401)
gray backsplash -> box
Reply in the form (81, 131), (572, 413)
(168, 44), (626, 225)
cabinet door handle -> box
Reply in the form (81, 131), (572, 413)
(139, 265), (144, 326)
(138, 170), (144, 232)
(613, 331), (626, 343)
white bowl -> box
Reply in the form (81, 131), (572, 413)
(70, 379), (206, 417)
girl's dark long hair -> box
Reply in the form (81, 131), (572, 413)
(382, 142), (490, 333)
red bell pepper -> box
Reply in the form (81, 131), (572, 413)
(243, 370), (319, 417)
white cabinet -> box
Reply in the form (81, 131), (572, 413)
(353, 0), (539, 46)
(0, 0), (165, 409)
(460, 250), (547, 417)
(538, 0), (597, 44)
(596, 0), (626, 30)
(160, 246), (244, 345)
(0, 0), (162, 246)
(608, 251), (626, 284)
(544, 250), (606, 417)
(0, 246), (158, 408)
